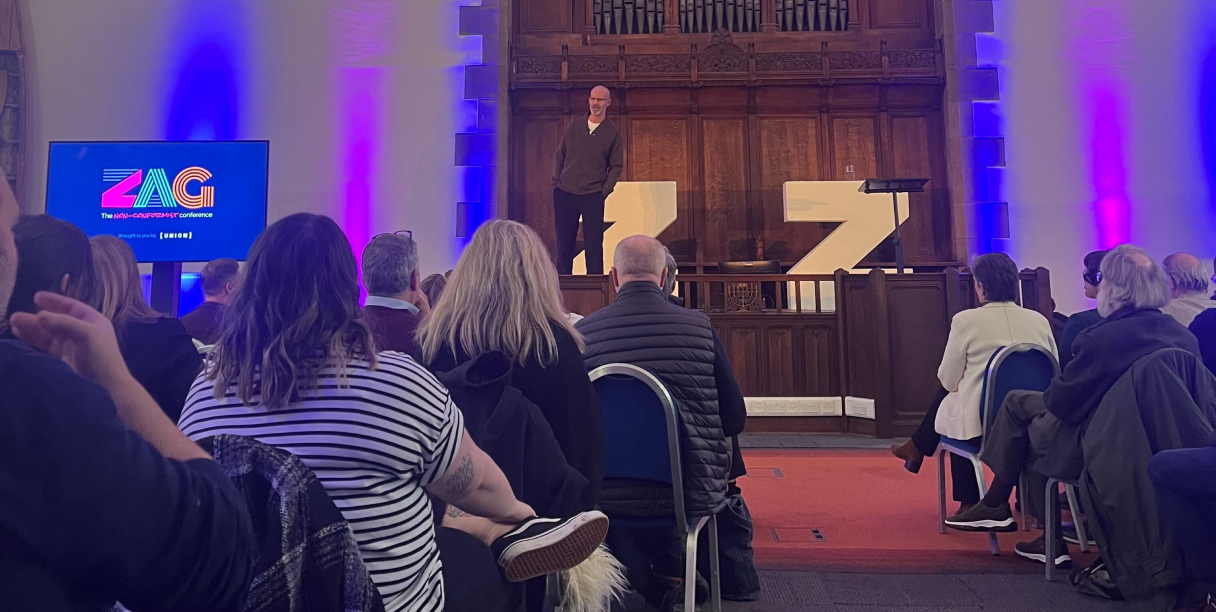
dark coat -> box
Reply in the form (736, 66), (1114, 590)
(179, 301), (226, 345)
(198, 435), (384, 612)
(576, 281), (747, 517)
(431, 351), (593, 516)
(1190, 308), (1216, 375)
(118, 317), (204, 422)
(363, 305), (422, 357)
(1058, 308), (1102, 370)
(1078, 349), (1216, 604)
(427, 322), (604, 507)
(1045, 307), (1201, 425)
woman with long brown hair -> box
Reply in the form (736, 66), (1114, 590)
(91, 235), (202, 421)
(177, 213), (606, 612)
(417, 220), (604, 511)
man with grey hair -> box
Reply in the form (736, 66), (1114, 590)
(180, 258), (241, 345)
(950, 245), (1203, 568)
(576, 235), (747, 609)
(361, 232), (428, 355)
(1161, 252), (1215, 327)
(662, 247), (682, 306)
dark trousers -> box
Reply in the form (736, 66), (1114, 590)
(980, 390), (1085, 530)
(910, 388), (982, 505)
(436, 527), (520, 612)
(1149, 446), (1216, 595)
(606, 524), (685, 607)
(554, 188), (606, 275)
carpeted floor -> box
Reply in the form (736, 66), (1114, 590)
(738, 449), (1102, 573)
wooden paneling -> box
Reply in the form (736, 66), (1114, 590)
(764, 327), (797, 395)
(701, 118), (750, 262)
(867, 0), (926, 29)
(803, 325), (838, 396)
(891, 115), (936, 259)
(515, 115), (569, 258)
(629, 118), (696, 260)
(722, 326), (760, 392)
(521, 0), (573, 34)
(561, 276), (616, 315)
(758, 117), (823, 261)
(830, 116), (879, 179)
(887, 283), (948, 427)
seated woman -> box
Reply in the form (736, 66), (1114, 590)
(178, 213), (606, 612)
(1058, 250), (1107, 369)
(3, 214), (97, 324)
(417, 220), (604, 512)
(90, 236), (203, 422)
(891, 252), (1058, 524)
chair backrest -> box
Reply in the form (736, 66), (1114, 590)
(979, 343), (1060, 444)
(589, 363), (689, 528)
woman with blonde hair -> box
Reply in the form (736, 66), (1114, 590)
(418, 220), (604, 510)
(90, 235), (202, 420)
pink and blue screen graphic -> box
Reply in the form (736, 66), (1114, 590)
(47, 141), (268, 262)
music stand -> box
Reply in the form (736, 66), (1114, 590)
(859, 178), (930, 274)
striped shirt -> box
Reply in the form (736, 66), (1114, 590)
(178, 351), (464, 612)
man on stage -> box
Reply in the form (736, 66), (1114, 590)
(552, 85), (623, 275)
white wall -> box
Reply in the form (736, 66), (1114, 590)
(994, 0), (1216, 313)
(24, 0), (466, 273)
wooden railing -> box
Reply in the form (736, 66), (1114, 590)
(591, 0), (854, 34)
(673, 274), (836, 314)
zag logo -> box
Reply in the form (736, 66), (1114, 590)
(101, 167), (215, 210)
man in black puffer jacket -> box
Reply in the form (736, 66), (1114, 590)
(576, 235), (747, 608)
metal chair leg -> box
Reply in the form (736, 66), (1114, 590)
(1019, 473), (1031, 531)
(708, 514), (722, 612)
(971, 456), (1000, 556)
(937, 449), (948, 534)
(1045, 478), (1058, 581)
(684, 519), (703, 612)
(1065, 484), (1090, 553)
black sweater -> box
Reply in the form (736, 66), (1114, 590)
(427, 322), (605, 506)
(0, 339), (253, 612)
(118, 317), (204, 422)
(552, 115), (624, 196)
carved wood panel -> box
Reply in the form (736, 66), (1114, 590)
(628, 118), (696, 261)
(516, 115), (570, 258)
(701, 117), (751, 262)
(830, 116), (879, 180)
(887, 283), (947, 425)
(722, 325), (760, 392)
(522, 0), (574, 34)
(867, 0), (927, 29)
(758, 117), (823, 261)
(891, 115), (937, 259)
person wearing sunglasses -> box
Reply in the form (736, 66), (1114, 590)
(1058, 250), (1108, 369)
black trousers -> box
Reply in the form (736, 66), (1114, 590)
(436, 527), (520, 612)
(910, 388), (982, 505)
(553, 188), (606, 275)
(1150, 446), (1216, 596)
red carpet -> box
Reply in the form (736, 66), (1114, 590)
(739, 449), (1101, 573)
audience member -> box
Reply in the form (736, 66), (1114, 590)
(418, 220), (604, 510)
(2, 214), (98, 324)
(0, 178), (254, 611)
(891, 253), (1057, 515)
(178, 213), (605, 612)
(1149, 431), (1216, 612)
(179, 258), (240, 345)
(1058, 250), (1106, 369)
(663, 247), (683, 307)
(362, 232), (428, 356)
(1192, 308), (1216, 375)
(91, 236), (203, 422)
(946, 245), (1201, 568)
(576, 235), (748, 610)
(420, 272), (449, 308)
(1162, 252), (1216, 327)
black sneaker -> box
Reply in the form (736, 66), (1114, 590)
(490, 511), (609, 582)
(944, 502), (1018, 532)
(1014, 535), (1072, 569)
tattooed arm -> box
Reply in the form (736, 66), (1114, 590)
(426, 430), (535, 523)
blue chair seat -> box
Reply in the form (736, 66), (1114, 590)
(940, 436), (981, 456)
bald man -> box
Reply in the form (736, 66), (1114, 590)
(576, 236), (748, 608)
(1161, 252), (1216, 327)
(552, 85), (623, 275)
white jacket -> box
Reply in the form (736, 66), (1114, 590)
(934, 301), (1059, 441)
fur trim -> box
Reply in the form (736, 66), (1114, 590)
(557, 544), (628, 612)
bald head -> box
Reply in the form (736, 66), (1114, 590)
(612, 235), (667, 287)
(1163, 252), (1210, 297)
(589, 85), (611, 121)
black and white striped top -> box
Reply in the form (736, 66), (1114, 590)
(178, 351), (464, 612)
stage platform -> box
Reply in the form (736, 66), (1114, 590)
(562, 268), (1054, 438)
